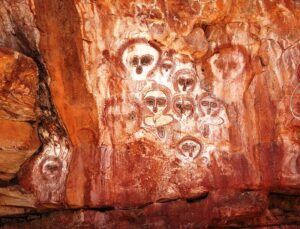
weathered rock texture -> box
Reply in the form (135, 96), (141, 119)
(0, 0), (300, 228)
(0, 47), (40, 181)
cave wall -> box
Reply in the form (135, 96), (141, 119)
(0, 0), (299, 228)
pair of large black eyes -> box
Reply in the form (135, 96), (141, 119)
(130, 55), (154, 67)
(178, 78), (194, 86)
(108, 112), (136, 121)
(45, 163), (59, 172)
(181, 142), (198, 151)
(145, 97), (167, 106)
(175, 103), (192, 111)
(201, 101), (218, 108)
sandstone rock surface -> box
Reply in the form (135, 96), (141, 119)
(0, 119), (40, 181)
(0, 186), (36, 217)
(0, 0), (300, 228)
(0, 48), (38, 121)
(0, 46), (40, 182)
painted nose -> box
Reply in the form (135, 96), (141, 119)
(189, 147), (194, 157)
(136, 65), (143, 74)
(207, 107), (211, 114)
(183, 81), (187, 91)
(178, 105), (184, 114)
(153, 104), (158, 113)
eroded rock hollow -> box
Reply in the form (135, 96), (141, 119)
(0, 0), (300, 228)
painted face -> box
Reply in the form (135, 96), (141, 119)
(106, 102), (140, 135)
(160, 58), (175, 77)
(144, 90), (168, 115)
(173, 69), (197, 93)
(210, 49), (245, 81)
(178, 137), (202, 159)
(40, 156), (62, 181)
(291, 84), (300, 119)
(199, 96), (220, 116)
(122, 42), (160, 80)
(173, 96), (195, 118)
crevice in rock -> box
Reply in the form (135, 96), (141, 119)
(137, 201), (154, 209)
(0, 177), (18, 188)
(156, 197), (179, 203)
(88, 205), (115, 212)
(186, 192), (209, 203)
(11, 19), (68, 139)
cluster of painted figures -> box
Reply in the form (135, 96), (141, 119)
(103, 39), (229, 164)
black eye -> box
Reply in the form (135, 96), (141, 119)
(145, 97), (155, 106)
(201, 101), (209, 106)
(130, 56), (139, 66)
(178, 78), (185, 85)
(210, 102), (218, 108)
(184, 104), (192, 110)
(162, 63), (172, 70)
(181, 143), (190, 151)
(46, 163), (59, 172)
(186, 79), (194, 85)
(176, 103), (182, 109)
(127, 112), (136, 120)
(157, 97), (167, 106)
(140, 55), (154, 66)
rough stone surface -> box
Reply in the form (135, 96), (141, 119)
(2, 192), (300, 228)
(0, 47), (39, 121)
(0, 0), (300, 228)
(0, 115), (40, 181)
(0, 186), (36, 217)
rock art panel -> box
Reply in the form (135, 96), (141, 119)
(2, 2), (298, 228)
(84, 34), (235, 206)
(2, 0), (300, 228)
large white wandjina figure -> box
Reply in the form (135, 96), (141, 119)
(119, 39), (161, 81)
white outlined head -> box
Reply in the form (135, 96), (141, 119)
(119, 39), (161, 81)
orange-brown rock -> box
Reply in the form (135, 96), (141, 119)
(0, 119), (40, 181)
(0, 0), (300, 228)
(0, 186), (36, 217)
(0, 47), (39, 121)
